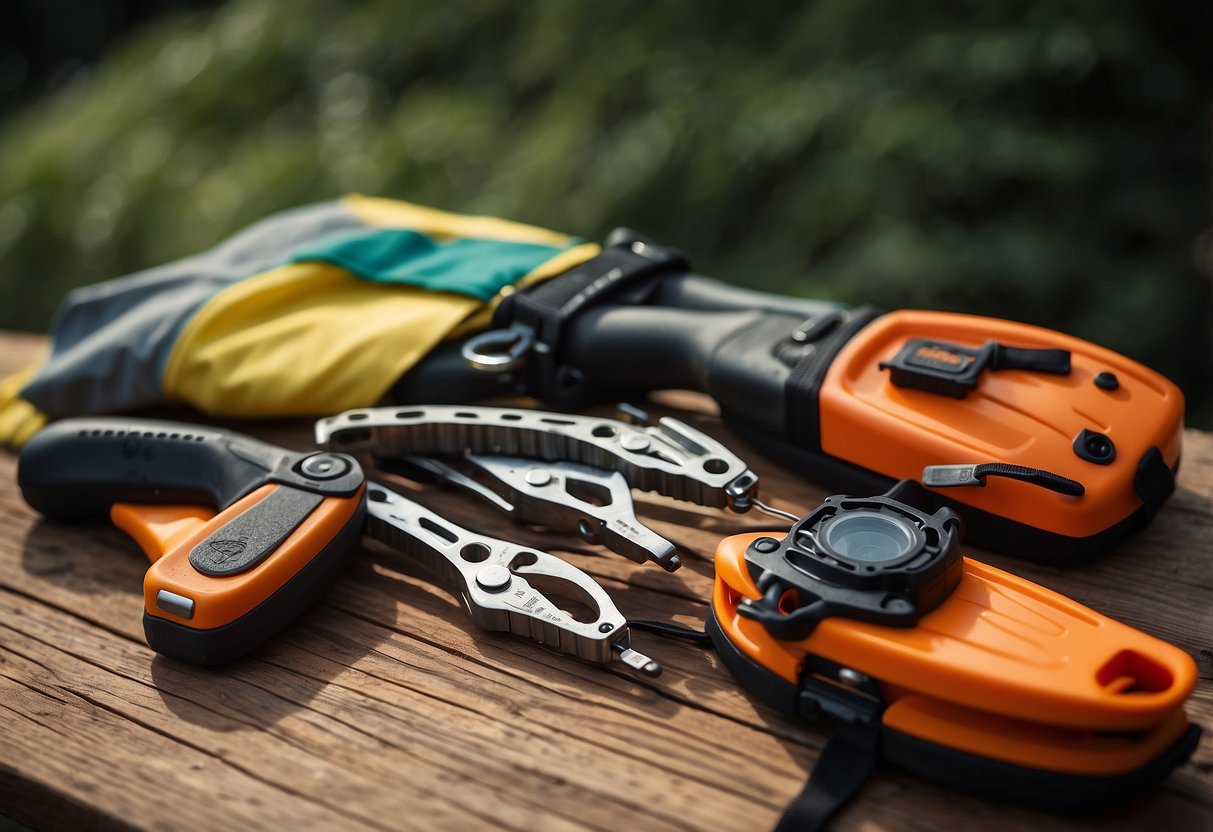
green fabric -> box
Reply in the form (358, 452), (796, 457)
(289, 228), (575, 302)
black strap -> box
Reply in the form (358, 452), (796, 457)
(921, 462), (1084, 497)
(492, 241), (688, 407)
(988, 344), (1071, 375)
(773, 721), (881, 832)
(627, 619), (713, 645)
(880, 339), (1072, 399)
(972, 462), (1084, 496)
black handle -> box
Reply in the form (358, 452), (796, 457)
(18, 417), (362, 520)
(651, 273), (841, 319)
(390, 306), (772, 404)
(396, 304), (844, 439)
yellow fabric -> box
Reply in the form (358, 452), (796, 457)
(162, 261), (482, 417)
(0, 357), (50, 449)
(7, 197), (597, 440)
(343, 194), (576, 248)
(161, 204), (601, 418)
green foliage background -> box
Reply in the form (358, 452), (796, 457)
(0, 0), (1209, 423)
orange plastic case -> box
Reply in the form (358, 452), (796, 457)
(808, 310), (1184, 561)
(711, 530), (1200, 805)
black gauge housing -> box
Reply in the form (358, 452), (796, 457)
(738, 483), (964, 640)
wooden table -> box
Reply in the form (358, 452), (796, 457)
(1, 330), (1209, 831)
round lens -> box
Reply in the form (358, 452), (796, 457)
(822, 511), (918, 564)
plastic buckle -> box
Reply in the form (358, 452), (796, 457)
(797, 655), (883, 726)
(880, 338), (1071, 399)
(879, 338), (988, 398)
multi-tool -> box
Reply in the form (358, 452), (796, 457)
(316, 403), (780, 571)
(17, 417), (368, 665)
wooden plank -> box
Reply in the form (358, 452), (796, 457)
(0, 331), (1210, 831)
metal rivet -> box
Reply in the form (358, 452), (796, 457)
(524, 468), (553, 487)
(621, 434), (650, 452)
(300, 453), (351, 480)
(475, 564), (512, 593)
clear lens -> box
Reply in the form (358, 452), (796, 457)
(823, 511), (918, 563)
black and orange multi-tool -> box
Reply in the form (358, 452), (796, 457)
(18, 417), (367, 664)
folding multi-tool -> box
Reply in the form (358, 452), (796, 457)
(316, 403), (771, 570)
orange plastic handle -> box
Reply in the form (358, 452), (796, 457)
(109, 483), (365, 631)
(112, 504), (214, 563)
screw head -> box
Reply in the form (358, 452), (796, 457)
(620, 434), (651, 452)
(299, 453), (351, 480)
(524, 468), (553, 487)
(475, 565), (512, 593)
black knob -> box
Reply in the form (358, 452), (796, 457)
(1073, 429), (1116, 465)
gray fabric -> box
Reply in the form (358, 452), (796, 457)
(22, 200), (368, 416)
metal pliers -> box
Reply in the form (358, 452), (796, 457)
(400, 454), (681, 571)
(364, 481), (661, 676)
(317, 403), (763, 570)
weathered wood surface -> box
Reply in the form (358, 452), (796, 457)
(0, 329), (1209, 831)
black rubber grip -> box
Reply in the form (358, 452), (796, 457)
(189, 487), (324, 576)
(392, 273), (842, 406)
(18, 417), (362, 520)
(650, 274), (842, 319)
(563, 306), (752, 392)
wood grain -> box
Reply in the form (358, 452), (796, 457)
(0, 331), (1209, 831)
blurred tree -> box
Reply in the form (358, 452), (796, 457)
(0, 0), (1208, 423)
(0, 0), (219, 118)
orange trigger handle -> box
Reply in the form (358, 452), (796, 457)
(110, 503), (215, 563)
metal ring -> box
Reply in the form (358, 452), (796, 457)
(461, 323), (535, 372)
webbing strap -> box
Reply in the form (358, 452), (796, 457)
(493, 241), (688, 406)
(773, 721), (881, 832)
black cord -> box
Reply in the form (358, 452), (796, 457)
(628, 619), (712, 645)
